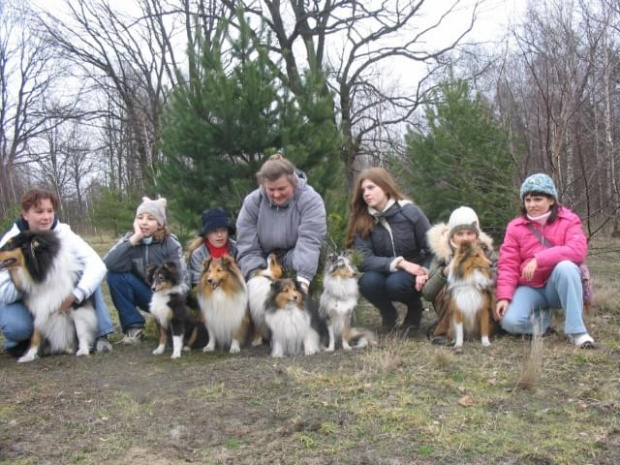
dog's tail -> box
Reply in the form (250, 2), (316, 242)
(349, 328), (377, 349)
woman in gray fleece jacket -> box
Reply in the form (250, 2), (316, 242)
(346, 167), (432, 333)
(236, 154), (326, 291)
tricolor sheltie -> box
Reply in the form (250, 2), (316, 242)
(319, 252), (376, 351)
(146, 261), (187, 359)
(264, 279), (321, 358)
(447, 241), (495, 349)
(0, 231), (97, 363)
(247, 253), (283, 346)
(198, 256), (249, 353)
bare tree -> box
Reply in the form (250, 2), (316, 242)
(223, 0), (479, 186)
(0, 0), (64, 217)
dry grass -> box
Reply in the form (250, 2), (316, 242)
(1, 236), (620, 464)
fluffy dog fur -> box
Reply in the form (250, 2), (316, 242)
(247, 253), (283, 346)
(146, 261), (188, 359)
(447, 241), (495, 349)
(0, 231), (97, 363)
(198, 256), (249, 353)
(319, 252), (375, 351)
(264, 279), (322, 358)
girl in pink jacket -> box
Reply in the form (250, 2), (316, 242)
(494, 173), (594, 348)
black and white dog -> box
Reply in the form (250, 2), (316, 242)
(0, 231), (97, 363)
(146, 261), (188, 359)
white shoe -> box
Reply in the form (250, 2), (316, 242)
(570, 333), (595, 349)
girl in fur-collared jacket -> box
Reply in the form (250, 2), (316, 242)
(346, 167), (432, 334)
(420, 206), (497, 345)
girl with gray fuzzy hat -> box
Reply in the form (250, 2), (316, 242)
(495, 173), (595, 349)
(104, 197), (188, 343)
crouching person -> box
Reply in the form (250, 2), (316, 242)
(104, 197), (187, 343)
(0, 188), (114, 356)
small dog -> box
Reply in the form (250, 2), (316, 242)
(264, 279), (322, 358)
(198, 256), (249, 353)
(146, 261), (188, 359)
(247, 253), (283, 346)
(319, 252), (375, 351)
(447, 241), (495, 349)
(0, 231), (97, 363)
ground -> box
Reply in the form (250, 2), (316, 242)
(0, 237), (619, 464)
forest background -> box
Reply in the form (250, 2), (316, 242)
(1, 0), (619, 246)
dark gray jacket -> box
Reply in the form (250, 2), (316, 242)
(354, 200), (432, 273)
(104, 233), (188, 289)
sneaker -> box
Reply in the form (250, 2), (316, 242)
(569, 333), (595, 349)
(95, 336), (113, 353)
(120, 327), (143, 344)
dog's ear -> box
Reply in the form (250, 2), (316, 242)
(146, 264), (158, 284)
(202, 258), (212, 273)
(164, 261), (177, 273)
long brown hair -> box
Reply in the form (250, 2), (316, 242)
(345, 167), (407, 248)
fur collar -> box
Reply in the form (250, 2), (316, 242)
(426, 222), (494, 262)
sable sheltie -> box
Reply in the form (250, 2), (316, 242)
(247, 253), (283, 346)
(264, 279), (321, 358)
(146, 261), (188, 359)
(319, 252), (376, 351)
(447, 241), (495, 349)
(198, 256), (249, 353)
(0, 231), (97, 363)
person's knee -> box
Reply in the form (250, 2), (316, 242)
(500, 308), (528, 334)
(359, 272), (385, 297)
(1, 306), (34, 343)
(554, 260), (580, 278)
(385, 273), (414, 299)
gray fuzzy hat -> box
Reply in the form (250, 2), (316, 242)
(519, 173), (558, 200)
(136, 197), (167, 226)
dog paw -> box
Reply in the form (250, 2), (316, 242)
(324, 347), (335, 352)
(229, 346), (241, 354)
(343, 344), (352, 351)
(304, 349), (317, 356)
(17, 354), (37, 363)
(153, 345), (166, 355)
(171, 352), (181, 359)
(203, 345), (215, 352)
(183, 346), (191, 352)
(76, 348), (90, 357)
(251, 339), (263, 347)
(271, 352), (284, 358)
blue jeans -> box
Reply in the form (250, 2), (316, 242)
(500, 261), (587, 335)
(359, 270), (424, 327)
(106, 272), (152, 331)
(0, 286), (114, 349)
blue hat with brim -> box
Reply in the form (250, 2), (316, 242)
(519, 173), (558, 201)
(200, 208), (235, 236)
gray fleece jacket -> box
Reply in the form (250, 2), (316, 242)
(235, 172), (326, 284)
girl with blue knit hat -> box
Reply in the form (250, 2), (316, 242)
(494, 173), (595, 348)
(186, 208), (238, 287)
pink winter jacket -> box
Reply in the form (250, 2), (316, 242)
(496, 207), (587, 302)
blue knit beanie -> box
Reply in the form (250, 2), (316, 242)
(200, 208), (235, 236)
(519, 173), (557, 200)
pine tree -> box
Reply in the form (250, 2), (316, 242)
(159, 13), (341, 233)
(397, 79), (518, 238)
